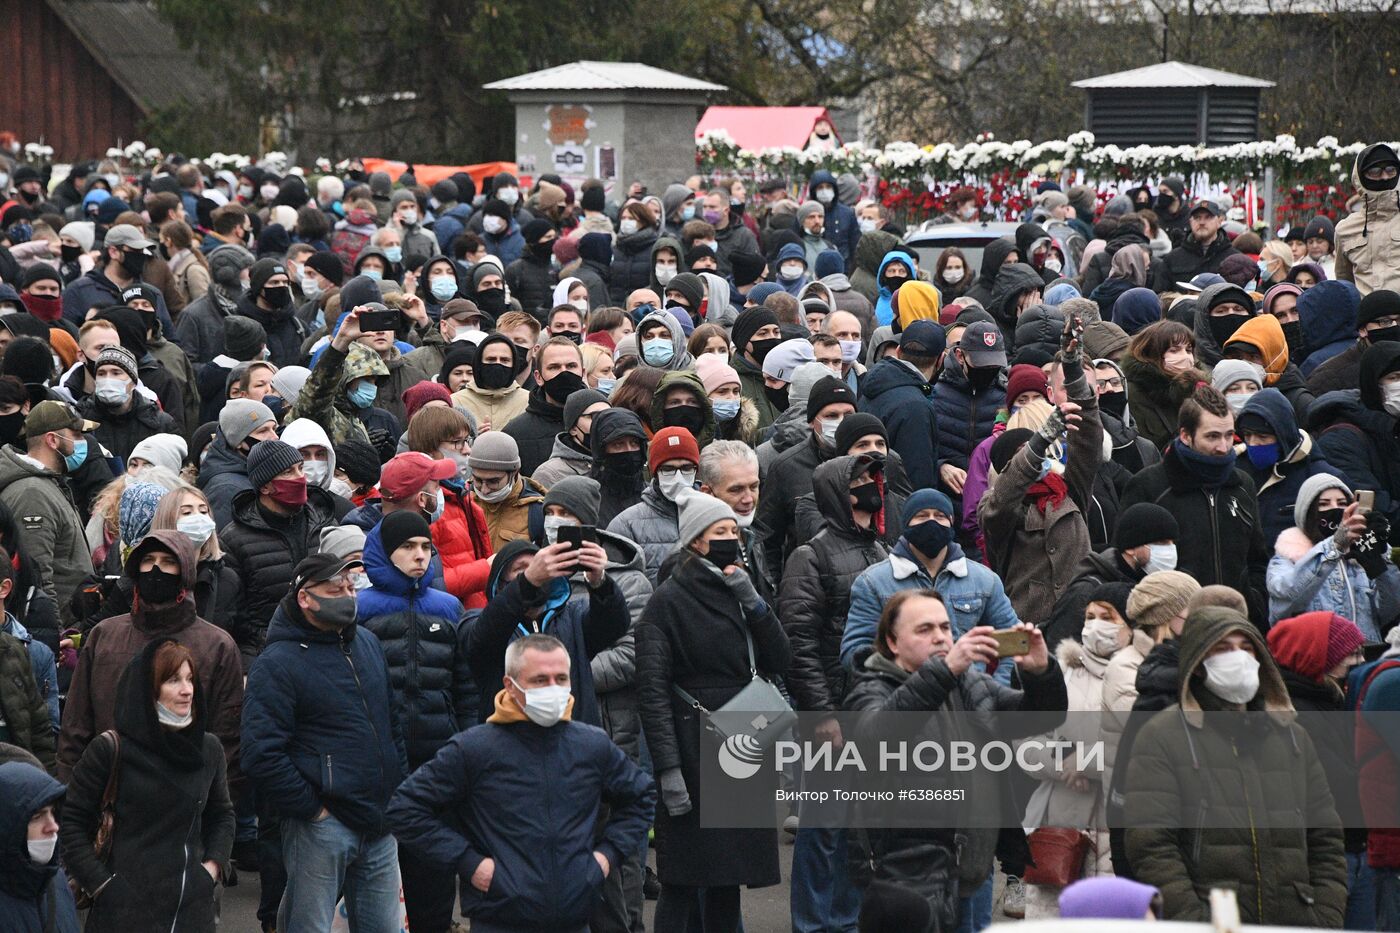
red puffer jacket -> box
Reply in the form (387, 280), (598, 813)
(434, 486), (493, 609)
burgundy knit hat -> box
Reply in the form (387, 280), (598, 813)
(1005, 363), (1049, 405)
(402, 380), (452, 423)
(1266, 611), (1364, 682)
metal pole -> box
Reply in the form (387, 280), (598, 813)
(1263, 166), (1276, 233)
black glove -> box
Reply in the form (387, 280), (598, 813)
(1354, 512), (1392, 579)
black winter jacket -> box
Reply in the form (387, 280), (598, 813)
(779, 456), (890, 713)
(755, 432), (836, 577)
(232, 295), (305, 368)
(78, 393), (178, 467)
(219, 487), (339, 670)
(502, 387), (566, 477)
(1153, 231), (1240, 292)
(505, 253), (557, 317)
(1043, 548), (1145, 651)
(610, 228), (660, 304)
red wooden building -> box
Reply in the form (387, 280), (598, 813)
(0, 0), (209, 160)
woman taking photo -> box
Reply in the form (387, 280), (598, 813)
(1120, 320), (1208, 450)
(637, 492), (790, 931)
(62, 639), (234, 932)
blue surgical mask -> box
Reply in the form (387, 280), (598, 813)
(348, 381), (378, 409)
(595, 377), (616, 398)
(362, 268), (383, 282)
(430, 276), (457, 301)
(681, 204), (696, 221)
(1245, 442), (1280, 471)
(384, 246), (403, 264)
(64, 437), (88, 472)
(713, 399), (740, 422)
(642, 338), (674, 367)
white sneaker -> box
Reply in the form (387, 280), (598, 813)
(783, 814), (799, 838)
(1002, 875), (1026, 919)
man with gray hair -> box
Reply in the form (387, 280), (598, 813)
(389, 633), (655, 933)
(699, 440), (775, 596)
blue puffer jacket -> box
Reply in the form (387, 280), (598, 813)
(387, 714), (655, 932)
(357, 521), (473, 769)
(808, 170), (858, 269)
(434, 202), (473, 253)
(1298, 280), (1361, 376)
(242, 602), (407, 836)
(0, 762), (80, 933)
(1235, 388), (1344, 547)
(839, 541), (1018, 683)
(859, 357), (939, 491)
(482, 219), (525, 266)
(932, 359), (1006, 472)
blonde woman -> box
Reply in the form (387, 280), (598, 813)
(151, 485), (236, 634)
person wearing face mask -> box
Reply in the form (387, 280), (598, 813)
(696, 353), (759, 446)
(1335, 143), (1400, 296)
(1309, 288), (1400, 397)
(288, 306), (400, 458)
(609, 202), (660, 303)
(1210, 358), (1265, 419)
(504, 219), (559, 314)
(62, 639), (234, 933)
(872, 251), (915, 327)
(281, 418), (353, 519)
(805, 171), (858, 269)
(932, 321), (1008, 499)
(1120, 321), (1210, 451)
(389, 631), (654, 933)
(477, 198), (525, 266)
(1310, 340), (1400, 534)
(859, 320), (945, 492)
(1232, 388), (1341, 547)
(387, 190), (435, 265)
(534, 389), (608, 488)
(0, 758), (80, 931)
(234, 257), (306, 367)
(658, 183), (697, 239)
(633, 306), (694, 375)
(606, 427), (701, 584)
(646, 236), (684, 298)
(242, 550), (408, 933)
(502, 337), (590, 476)
(146, 485), (238, 638)
(73, 345), (175, 467)
(1019, 581), (1130, 918)
(220, 441), (339, 672)
(650, 371), (714, 448)
(727, 306), (784, 429)
(583, 408), (646, 528)
(1290, 279), (1359, 378)
(1219, 311), (1317, 423)
(1044, 503), (1180, 652)
(772, 242), (811, 297)
(196, 397), (279, 528)
(634, 491), (789, 930)
(1267, 474), (1398, 639)
(61, 224), (177, 340)
(466, 431), (547, 553)
(1124, 606), (1347, 926)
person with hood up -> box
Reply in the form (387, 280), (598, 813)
(1109, 286), (1161, 337)
(234, 257), (305, 367)
(872, 250), (917, 327)
(893, 280), (943, 332)
(1293, 279), (1360, 377)
(1309, 340), (1400, 531)
(1120, 320), (1209, 451)
(1335, 143), (1400, 296)
(288, 307), (398, 458)
(1013, 303), (1067, 360)
(814, 248), (874, 336)
(355, 509), (472, 933)
(634, 306), (694, 373)
(698, 270), (740, 328)
(1234, 388), (1340, 547)
(987, 261), (1045, 348)
(963, 235), (1017, 308)
(505, 219), (559, 314)
(451, 332), (529, 430)
(979, 325), (1103, 624)
(1123, 606), (1347, 925)
(0, 758), (79, 932)
(77, 345), (177, 467)
(62, 639), (234, 932)
(858, 320), (943, 491)
(807, 170), (858, 268)
(1015, 221), (1067, 284)
(1219, 310), (1316, 422)
(657, 183), (696, 239)
(728, 306), (786, 429)
(573, 232), (613, 310)
(773, 241), (811, 298)
(1309, 287), (1400, 395)
(281, 417), (352, 517)
(1089, 245), (1149, 322)
(650, 369), (714, 448)
(1267, 473), (1399, 640)
(849, 228), (901, 304)
(339, 299), (435, 428)
(1152, 198), (1241, 291)
(646, 234), (684, 298)
(588, 407), (649, 526)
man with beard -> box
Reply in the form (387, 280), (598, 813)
(1153, 199), (1240, 292)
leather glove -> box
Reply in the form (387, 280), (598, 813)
(722, 566), (766, 615)
(1026, 406), (1067, 460)
(1354, 512), (1392, 579)
(659, 767), (692, 817)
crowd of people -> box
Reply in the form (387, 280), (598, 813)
(0, 137), (1398, 933)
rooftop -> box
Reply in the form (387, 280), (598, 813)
(484, 61), (727, 93)
(1072, 60), (1275, 90)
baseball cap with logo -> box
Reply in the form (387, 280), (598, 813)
(25, 400), (98, 438)
(1189, 198), (1223, 218)
(379, 451), (457, 501)
(957, 321), (1008, 367)
(103, 224), (155, 252)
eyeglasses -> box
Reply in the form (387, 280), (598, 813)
(1363, 165), (1399, 181)
(1096, 377), (1124, 391)
(472, 473), (512, 491)
(443, 437), (471, 452)
(307, 574), (357, 596)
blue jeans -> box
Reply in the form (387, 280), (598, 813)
(791, 827), (862, 932)
(1347, 852), (1378, 930)
(954, 876), (993, 933)
(1377, 866), (1400, 931)
(279, 812), (401, 933)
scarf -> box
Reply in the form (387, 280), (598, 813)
(1172, 437), (1236, 489)
(1026, 472), (1068, 514)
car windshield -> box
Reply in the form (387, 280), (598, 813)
(905, 237), (1000, 283)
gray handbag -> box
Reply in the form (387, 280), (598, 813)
(673, 624), (795, 750)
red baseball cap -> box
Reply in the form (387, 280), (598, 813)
(379, 452), (456, 501)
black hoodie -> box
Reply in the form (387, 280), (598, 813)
(965, 236), (1017, 307)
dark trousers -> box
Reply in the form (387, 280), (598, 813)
(400, 844), (458, 933)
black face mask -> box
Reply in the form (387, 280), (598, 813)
(542, 370), (585, 404)
(879, 274), (908, 294)
(120, 250), (148, 280)
(904, 518), (954, 557)
(1098, 390), (1128, 421)
(1208, 313), (1247, 346)
(262, 285), (293, 309)
(475, 361), (516, 391)
(662, 405), (705, 436)
(604, 449), (645, 477)
(748, 337), (780, 365)
(967, 366), (1000, 392)
(0, 409), (24, 446)
(1368, 325), (1400, 346)
(476, 287), (507, 317)
(765, 384), (789, 412)
(1316, 507), (1345, 538)
(136, 566), (183, 605)
(158, 243), (171, 261)
(557, 331), (582, 344)
(530, 240), (555, 261)
(1280, 320), (1307, 361)
(851, 482), (883, 515)
(61, 243), (82, 263)
(704, 538), (741, 570)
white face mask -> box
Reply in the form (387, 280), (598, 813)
(657, 468), (696, 501)
(543, 514), (579, 546)
(1081, 617), (1125, 659)
(453, 327), (486, 344)
(94, 377), (130, 405)
(475, 475), (516, 503)
(839, 340), (862, 363)
(483, 215), (507, 234)
(942, 267), (965, 284)
(353, 571), (372, 591)
(177, 513), (217, 546)
(1144, 543), (1177, 573)
(303, 461), (330, 486)
(27, 835), (56, 865)
(619, 218), (639, 235)
(819, 416), (842, 446)
(1043, 257), (1062, 274)
(156, 701), (194, 729)
(1383, 383), (1400, 418)
(858, 218), (877, 234)
(815, 188), (835, 204)
(735, 511), (755, 529)
(1201, 649), (1261, 704)
(1225, 391), (1256, 416)
(780, 263), (805, 281)
(260, 183), (280, 202)
(570, 298), (589, 313)
(300, 273), (321, 298)
(498, 187), (519, 206)
(655, 263), (677, 285)
(510, 678), (570, 727)
(400, 210), (418, 226)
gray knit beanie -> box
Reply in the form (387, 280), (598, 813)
(1293, 473), (1352, 531)
(674, 490), (737, 552)
(563, 389), (608, 433)
(544, 476), (601, 525)
(219, 399), (276, 448)
(467, 431), (521, 473)
(318, 525), (367, 559)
